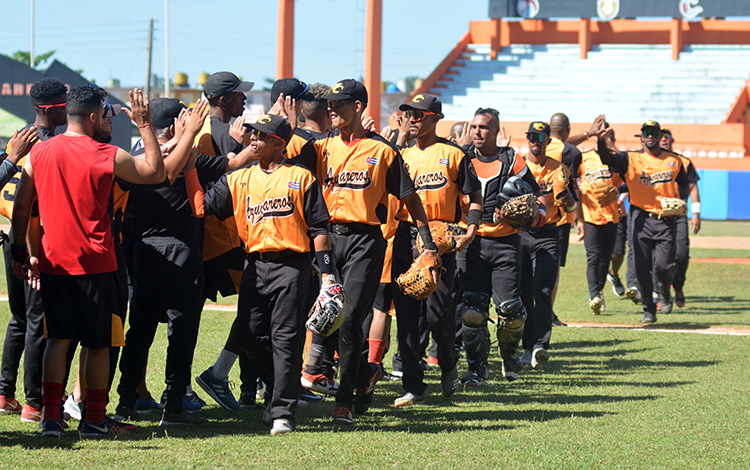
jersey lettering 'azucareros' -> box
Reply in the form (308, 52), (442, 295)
(295, 130), (415, 225)
(204, 161), (330, 254)
(577, 149), (623, 225)
(397, 138), (480, 224)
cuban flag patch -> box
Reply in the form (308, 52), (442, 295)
(439, 158), (449, 165)
(366, 156), (379, 165)
(288, 181), (301, 190)
(668, 162), (675, 167)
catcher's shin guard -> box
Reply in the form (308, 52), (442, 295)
(496, 298), (526, 359)
(461, 292), (491, 380)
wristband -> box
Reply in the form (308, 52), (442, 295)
(138, 123), (155, 130)
(417, 224), (438, 251)
(583, 131), (590, 140)
(10, 243), (28, 263)
(691, 202), (700, 216)
(564, 201), (577, 213)
(467, 209), (482, 228)
(316, 249), (334, 274)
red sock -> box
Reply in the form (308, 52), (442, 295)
(368, 339), (387, 365)
(42, 382), (64, 422)
(85, 389), (108, 424)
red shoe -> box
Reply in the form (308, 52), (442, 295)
(675, 291), (686, 308)
(426, 356), (439, 366)
(0, 395), (22, 415)
(656, 301), (662, 312)
(21, 404), (42, 423)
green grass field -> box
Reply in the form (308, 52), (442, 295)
(0, 222), (749, 469)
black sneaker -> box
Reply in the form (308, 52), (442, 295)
(237, 392), (257, 409)
(41, 418), (64, 437)
(159, 409), (208, 426)
(661, 298), (673, 314)
(354, 363), (381, 414)
(639, 312), (657, 324)
(608, 271), (626, 297)
(332, 404), (353, 425)
(440, 366), (459, 397)
(381, 370), (400, 382)
(461, 371), (486, 387)
(502, 353), (524, 381)
(551, 314), (567, 327)
(113, 404), (138, 422)
(300, 388), (325, 403)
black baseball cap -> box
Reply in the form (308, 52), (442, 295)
(203, 72), (254, 100)
(243, 114), (293, 143)
(322, 79), (368, 106)
(271, 78), (314, 104)
(399, 93), (444, 119)
(151, 98), (187, 129)
(635, 120), (661, 137)
(526, 121), (551, 138)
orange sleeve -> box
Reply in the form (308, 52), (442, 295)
(185, 168), (205, 218)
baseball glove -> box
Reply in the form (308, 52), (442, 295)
(552, 166), (569, 207)
(495, 193), (539, 229)
(589, 180), (618, 207)
(395, 252), (442, 300)
(657, 196), (687, 218)
(306, 281), (346, 337)
(416, 221), (463, 256)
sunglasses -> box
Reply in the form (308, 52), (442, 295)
(642, 129), (661, 138)
(527, 133), (547, 144)
(295, 82), (310, 100)
(328, 99), (352, 109)
(37, 102), (67, 110)
(404, 109), (436, 122)
(250, 129), (282, 141)
(661, 133), (673, 141)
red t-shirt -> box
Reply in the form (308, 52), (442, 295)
(30, 134), (118, 275)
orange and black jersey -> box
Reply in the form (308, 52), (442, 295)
(597, 140), (688, 214)
(396, 137), (480, 224)
(576, 149), (623, 225)
(196, 115), (243, 157)
(524, 156), (574, 226)
(546, 137), (581, 226)
(294, 129), (415, 225)
(285, 128), (315, 159)
(201, 160), (330, 254)
(0, 125), (53, 221)
(677, 154), (700, 200)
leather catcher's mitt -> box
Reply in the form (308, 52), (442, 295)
(657, 196), (687, 218)
(306, 281), (346, 337)
(495, 193), (539, 229)
(396, 252), (442, 300)
(589, 180), (618, 207)
(416, 221), (463, 256)
(552, 166), (569, 207)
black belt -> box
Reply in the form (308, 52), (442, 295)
(330, 223), (375, 236)
(249, 249), (297, 262)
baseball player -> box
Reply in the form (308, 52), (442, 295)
(390, 94), (482, 406)
(457, 108), (546, 385)
(294, 79), (438, 425)
(659, 129), (701, 307)
(519, 122), (577, 369)
(12, 86), (165, 437)
(185, 114), (333, 435)
(0, 78), (66, 422)
(300, 83), (333, 139)
(597, 120), (689, 323)
(573, 128), (624, 314)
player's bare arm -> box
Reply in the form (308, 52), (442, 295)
(115, 89), (166, 184)
(10, 162), (37, 283)
(162, 100), (209, 183)
(689, 182), (701, 234)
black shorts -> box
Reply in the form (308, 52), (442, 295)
(557, 223), (571, 267)
(203, 246), (246, 301)
(372, 282), (394, 316)
(40, 271), (122, 349)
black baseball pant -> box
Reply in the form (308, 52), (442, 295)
(630, 206), (677, 314)
(584, 222), (618, 298)
(519, 226), (559, 352)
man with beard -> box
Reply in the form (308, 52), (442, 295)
(11, 86), (165, 437)
(597, 120), (689, 323)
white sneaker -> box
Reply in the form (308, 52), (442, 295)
(520, 350), (532, 366)
(531, 348), (549, 370)
(63, 393), (82, 421)
(270, 418), (294, 435)
(589, 296), (603, 315)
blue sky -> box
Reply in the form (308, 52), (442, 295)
(1, 0), (488, 89)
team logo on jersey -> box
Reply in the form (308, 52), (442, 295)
(680, 0), (703, 19)
(597, 0), (620, 21)
(324, 166), (372, 192)
(258, 115), (273, 124)
(332, 82), (344, 94)
(538, 180), (553, 194)
(413, 94), (425, 103)
(288, 181), (301, 190)
(438, 158), (448, 165)
(245, 195), (296, 225)
(366, 156), (379, 165)
(638, 170), (674, 187)
(583, 166), (613, 183)
(413, 170), (448, 192)
(468, 161), (477, 178)
(516, 0), (539, 19)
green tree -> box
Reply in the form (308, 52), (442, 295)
(11, 50), (83, 75)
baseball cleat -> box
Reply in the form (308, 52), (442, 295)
(394, 392), (425, 407)
(531, 348), (549, 370)
(589, 296), (603, 315)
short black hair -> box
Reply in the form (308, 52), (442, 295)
(29, 78), (67, 106)
(66, 86), (105, 119)
(474, 107), (499, 126)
